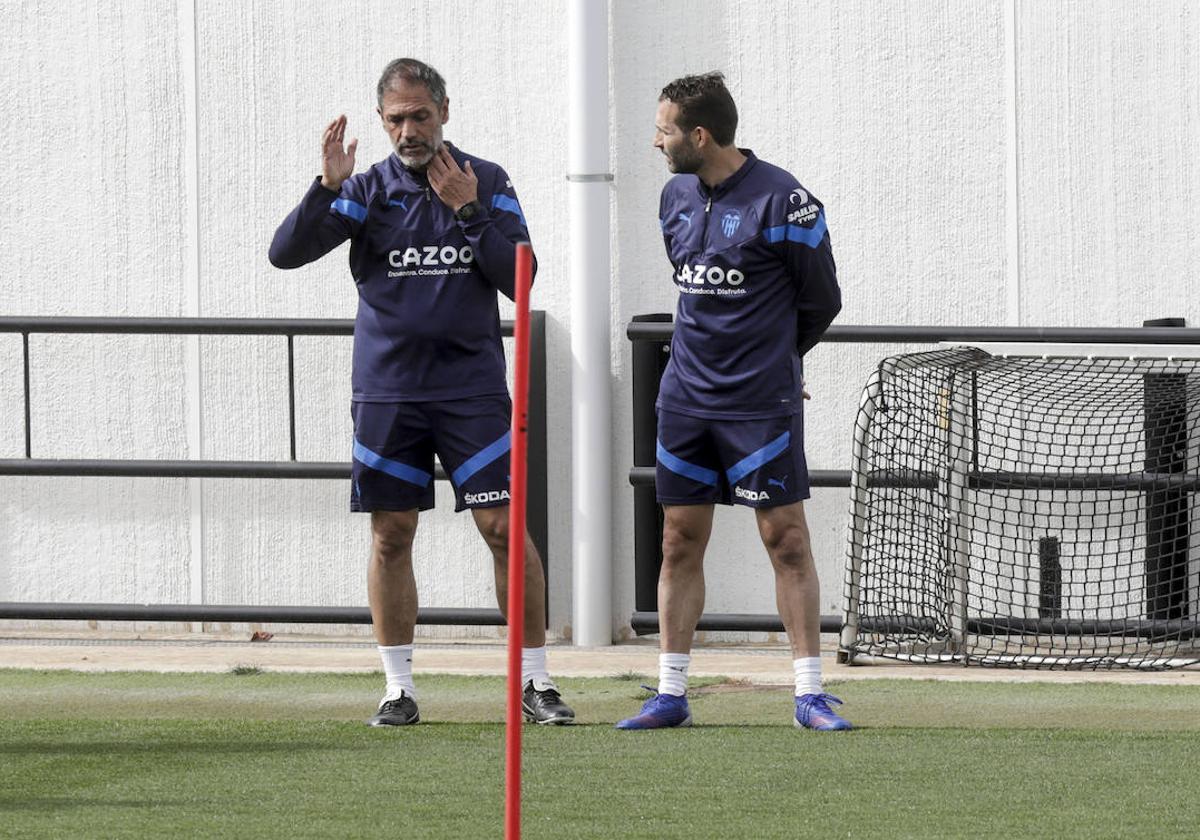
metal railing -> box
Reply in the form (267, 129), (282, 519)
(626, 315), (1200, 635)
(0, 314), (548, 627)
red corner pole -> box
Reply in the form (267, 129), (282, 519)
(505, 242), (533, 840)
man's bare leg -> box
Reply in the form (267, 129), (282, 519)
(472, 505), (572, 723)
(659, 504), (716, 654)
(365, 509), (421, 726)
(756, 500), (852, 729)
(614, 503), (713, 729)
(754, 501), (820, 658)
(471, 505), (546, 647)
(368, 509), (420, 645)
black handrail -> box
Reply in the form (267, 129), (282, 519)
(0, 315), (548, 629)
(626, 321), (1200, 344)
(0, 603), (503, 626)
(0, 316), (356, 335)
(627, 315), (1198, 634)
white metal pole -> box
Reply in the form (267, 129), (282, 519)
(841, 364), (887, 658)
(568, 0), (613, 646)
(179, 0), (205, 624)
(945, 373), (974, 660)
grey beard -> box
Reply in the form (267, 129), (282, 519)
(396, 141), (436, 170)
(398, 150), (434, 170)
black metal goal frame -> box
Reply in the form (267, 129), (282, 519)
(0, 314), (548, 628)
(627, 315), (1200, 639)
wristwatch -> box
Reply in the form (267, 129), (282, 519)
(454, 200), (484, 222)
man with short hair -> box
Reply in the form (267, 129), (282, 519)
(269, 58), (573, 727)
(616, 72), (849, 731)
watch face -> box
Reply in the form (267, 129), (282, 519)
(457, 201), (478, 221)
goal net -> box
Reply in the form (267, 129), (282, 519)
(841, 345), (1200, 669)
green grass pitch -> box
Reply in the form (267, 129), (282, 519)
(2, 669), (1199, 839)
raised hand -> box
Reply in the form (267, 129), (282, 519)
(426, 145), (478, 211)
(320, 115), (358, 192)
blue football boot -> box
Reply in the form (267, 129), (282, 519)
(794, 693), (853, 731)
(615, 689), (692, 730)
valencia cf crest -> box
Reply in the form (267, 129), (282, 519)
(721, 210), (742, 238)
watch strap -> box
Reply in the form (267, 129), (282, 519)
(455, 199), (484, 222)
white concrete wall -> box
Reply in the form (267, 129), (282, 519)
(1016, 1), (1200, 324)
(2, 0), (1198, 642)
(0, 1), (195, 630)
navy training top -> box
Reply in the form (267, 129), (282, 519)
(657, 150), (842, 419)
(269, 144), (534, 402)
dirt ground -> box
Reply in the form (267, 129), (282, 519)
(3, 627), (1198, 686)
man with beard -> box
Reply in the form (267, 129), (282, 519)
(269, 58), (573, 728)
(616, 72), (849, 731)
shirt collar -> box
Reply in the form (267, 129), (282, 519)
(696, 148), (757, 200)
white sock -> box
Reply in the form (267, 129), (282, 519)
(522, 646), (551, 688)
(794, 656), (822, 697)
(658, 653), (690, 696)
(379, 644), (415, 701)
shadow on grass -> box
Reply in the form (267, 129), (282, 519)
(0, 740), (338, 756)
(0, 796), (195, 812)
(521, 721), (828, 730)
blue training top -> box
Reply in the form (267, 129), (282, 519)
(656, 150), (842, 419)
(269, 144), (533, 402)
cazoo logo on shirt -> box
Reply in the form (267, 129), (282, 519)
(387, 245), (475, 278)
(675, 262), (747, 296)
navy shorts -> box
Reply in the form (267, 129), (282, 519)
(351, 395), (512, 513)
(655, 408), (810, 508)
